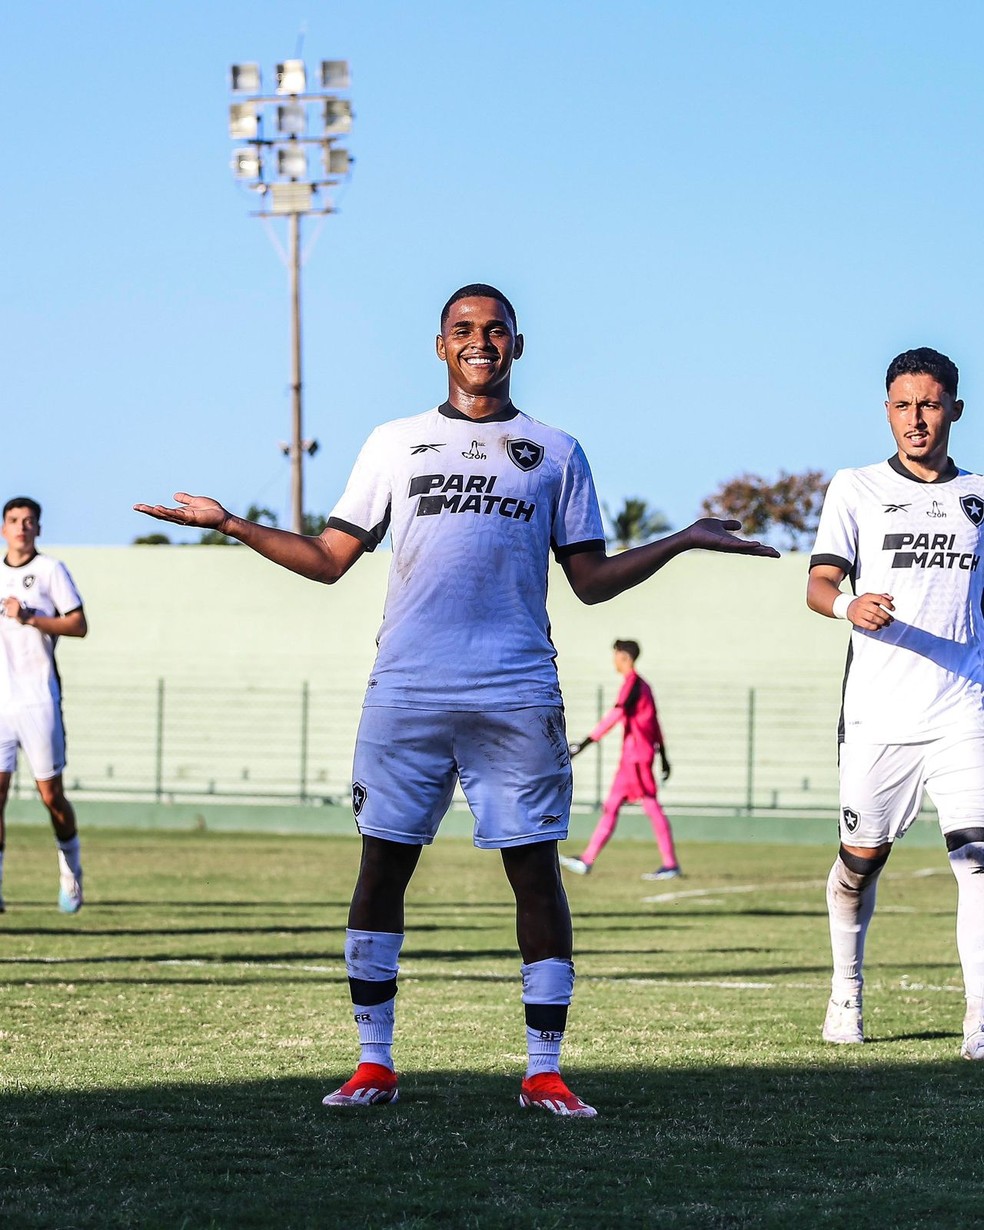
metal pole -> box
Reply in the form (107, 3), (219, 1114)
(288, 209), (304, 534)
(745, 686), (756, 815)
(299, 680), (310, 802)
(155, 678), (165, 802)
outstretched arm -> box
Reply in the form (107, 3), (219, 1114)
(0, 598), (87, 638)
(132, 493), (365, 584)
(807, 563), (894, 630)
(561, 519), (779, 606)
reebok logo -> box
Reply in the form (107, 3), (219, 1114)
(411, 443), (444, 454)
(883, 503), (911, 513)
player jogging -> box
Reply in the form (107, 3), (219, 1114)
(808, 347), (984, 1060)
(136, 285), (778, 1116)
(0, 497), (88, 913)
(560, 638), (680, 879)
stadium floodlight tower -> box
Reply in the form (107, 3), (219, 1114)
(228, 56), (354, 533)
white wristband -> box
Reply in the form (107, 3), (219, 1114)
(831, 592), (854, 621)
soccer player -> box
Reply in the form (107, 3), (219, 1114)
(560, 638), (680, 879)
(135, 284), (778, 1115)
(808, 347), (984, 1060)
(0, 497), (88, 913)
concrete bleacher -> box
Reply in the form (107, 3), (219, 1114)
(6, 544), (853, 836)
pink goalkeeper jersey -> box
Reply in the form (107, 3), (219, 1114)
(589, 671), (663, 764)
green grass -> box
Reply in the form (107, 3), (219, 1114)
(1, 826), (982, 1228)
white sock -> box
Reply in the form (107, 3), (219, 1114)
(56, 835), (82, 881)
(345, 929), (403, 1071)
(826, 856), (882, 1001)
(521, 957), (574, 1079)
(947, 841), (984, 1033)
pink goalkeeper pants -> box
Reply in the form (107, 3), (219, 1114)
(582, 759), (677, 868)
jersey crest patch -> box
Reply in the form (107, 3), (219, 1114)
(960, 495), (984, 527)
(352, 782), (368, 817)
(507, 439), (544, 472)
(842, 807), (861, 834)
(23, 575), (35, 588)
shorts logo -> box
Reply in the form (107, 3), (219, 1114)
(352, 781), (368, 817)
(507, 439), (544, 472)
(23, 575), (35, 588)
(960, 495), (984, 527)
(842, 807), (861, 834)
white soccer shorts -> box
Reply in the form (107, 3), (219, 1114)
(0, 700), (67, 781)
(838, 729), (984, 845)
(351, 705), (572, 848)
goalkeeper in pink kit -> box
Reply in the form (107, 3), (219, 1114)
(560, 639), (680, 880)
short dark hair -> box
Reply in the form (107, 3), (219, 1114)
(613, 639), (641, 661)
(886, 348), (959, 398)
(3, 496), (41, 521)
(440, 283), (517, 330)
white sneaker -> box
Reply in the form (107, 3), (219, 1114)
(822, 995), (863, 1044)
(58, 874), (83, 914)
(559, 856), (590, 875)
(961, 1005), (984, 1060)
(641, 865), (681, 881)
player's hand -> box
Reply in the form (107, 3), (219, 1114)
(684, 519), (781, 559)
(1, 596), (19, 619)
(133, 493), (231, 532)
(845, 592), (895, 630)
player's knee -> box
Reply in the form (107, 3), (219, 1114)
(834, 844), (889, 892)
(945, 827), (984, 854)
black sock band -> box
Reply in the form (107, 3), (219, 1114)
(349, 977), (398, 1006)
(945, 827), (984, 853)
(525, 1003), (568, 1032)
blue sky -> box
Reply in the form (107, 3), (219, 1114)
(6, 0), (984, 544)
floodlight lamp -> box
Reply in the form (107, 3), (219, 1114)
(277, 103), (306, 136)
(270, 182), (314, 213)
(322, 98), (353, 135)
(229, 103), (258, 140)
(231, 62), (261, 92)
(324, 146), (351, 176)
(321, 60), (350, 89)
(277, 145), (308, 179)
(303, 438), (319, 457)
(276, 59), (307, 94)
(232, 146), (262, 179)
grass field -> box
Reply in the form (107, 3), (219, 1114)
(1, 824), (982, 1228)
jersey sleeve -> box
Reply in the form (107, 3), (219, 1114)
(325, 428), (393, 551)
(50, 562), (83, 614)
(551, 440), (606, 559)
(809, 470), (857, 576)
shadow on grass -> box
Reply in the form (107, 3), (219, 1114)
(2, 1061), (983, 1229)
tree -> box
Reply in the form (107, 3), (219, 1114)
(604, 498), (671, 551)
(199, 504), (279, 546)
(701, 470), (828, 550)
(131, 532), (171, 545)
(301, 512), (329, 536)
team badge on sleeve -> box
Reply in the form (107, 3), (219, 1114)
(960, 495), (984, 527)
(507, 439), (544, 472)
(352, 782), (368, 817)
(842, 807), (861, 834)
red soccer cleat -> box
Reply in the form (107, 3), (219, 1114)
(322, 1063), (400, 1107)
(519, 1071), (597, 1118)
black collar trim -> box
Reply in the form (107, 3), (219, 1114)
(3, 550), (39, 568)
(887, 454), (959, 485)
(439, 400), (520, 423)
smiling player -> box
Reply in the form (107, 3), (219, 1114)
(136, 284), (778, 1115)
(808, 347), (984, 1059)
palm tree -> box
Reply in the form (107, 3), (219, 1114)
(604, 498), (671, 551)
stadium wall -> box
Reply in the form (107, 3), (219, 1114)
(7, 545), (861, 830)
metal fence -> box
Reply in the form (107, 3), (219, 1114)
(8, 675), (853, 816)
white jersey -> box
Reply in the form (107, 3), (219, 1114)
(327, 402), (605, 710)
(810, 456), (984, 743)
(0, 551), (84, 707)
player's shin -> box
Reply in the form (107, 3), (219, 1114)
(521, 957), (574, 1077)
(826, 848), (887, 1000)
(346, 928), (404, 1070)
(945, 829), (984, 1045)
